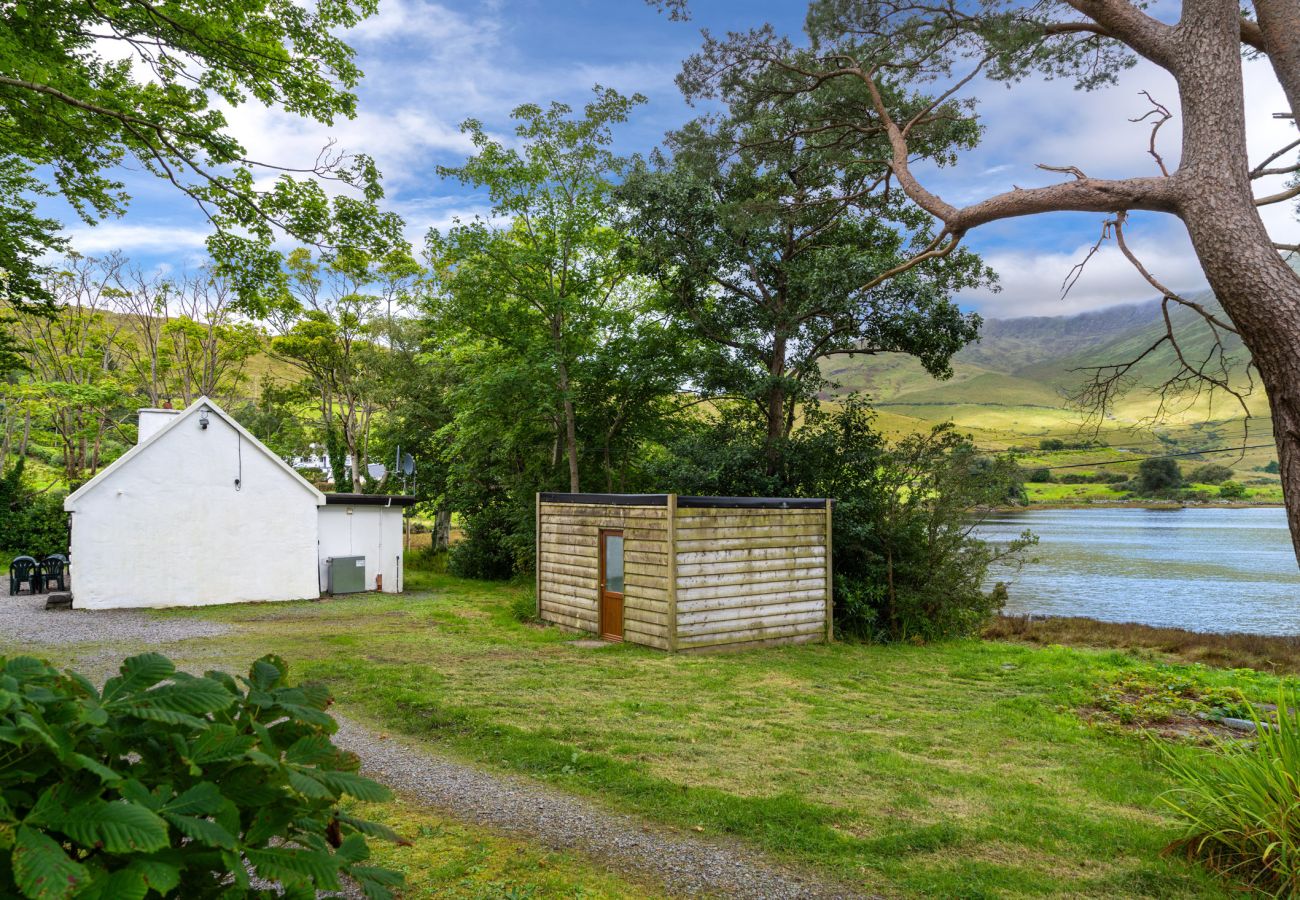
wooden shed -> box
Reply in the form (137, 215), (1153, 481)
(535, 493), (832, 652)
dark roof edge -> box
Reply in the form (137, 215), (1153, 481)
(539, 492), (829, 510)
(677, 495), (829, 510)
(323, 493), (418, 507)
(540, 492), (669, 506)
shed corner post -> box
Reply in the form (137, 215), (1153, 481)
(824, 497), (834, 644)
(535, 492), (542, 619)
(667, 493), (679, 653)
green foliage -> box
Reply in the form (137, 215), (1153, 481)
(1264, 461), (1281, 474)
(1189, 463), (1235, 485)
(428, 88), (692, 497)
(0, 652), (403, 899)
(1136, 457), (1184, 494)
(618, 79), (987, 467)
(1217, 481), (1246, 500)
(448, 502), (522, 581)
(652, 398), (1033, 641)
(510, 590), (540, 624)
(0, 458), (67, 557)
(1160, 690), (1300, 895)
(0, 0), (403, 310)
(1023, 466), (1053, 483)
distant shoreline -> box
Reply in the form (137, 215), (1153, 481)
(994, 501), (1286, 512)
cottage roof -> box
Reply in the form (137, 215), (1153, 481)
(64, 396), (326, 511)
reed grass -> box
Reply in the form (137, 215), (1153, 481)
(1159, 689), (1300, 896)
(986, 614), (1300, 674)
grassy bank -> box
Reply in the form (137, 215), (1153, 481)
(987, 614), (1300, 675)
(103, 571), (1291, 897)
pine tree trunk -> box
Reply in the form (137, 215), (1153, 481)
(1175, 0), (1300, 560)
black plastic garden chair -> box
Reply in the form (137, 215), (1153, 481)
(9, 556), (40, 595)
(39, 556), (67, 592)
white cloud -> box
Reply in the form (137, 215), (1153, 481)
(961, 222), (1210, 318)
(933, 55), (1300, 318)
(63, 223), (212, 255)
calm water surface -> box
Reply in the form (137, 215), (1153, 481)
(978, 507), (1300, 635)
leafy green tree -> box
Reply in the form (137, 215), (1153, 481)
(655, 0), (1300, 561)
(270, 249), (418, 491)
(1219, 480), (1247, 500)
(1, 0), (404, 311)
(429, 88), (649, 493)
(619, 92), (987, 474)
(651, 398), (1032, 641)
(3, 255), (132, 483)
(112, 265), (263, 409)
(1189, 462), (1235, 485)
(1136, 457), (1184, 494)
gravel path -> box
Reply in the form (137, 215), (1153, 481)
(0, 593), (868, 897)
(0, 592), (230, 647)
(333, 718), (872, 900)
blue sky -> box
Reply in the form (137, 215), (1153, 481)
(58, 0), (1300, 319)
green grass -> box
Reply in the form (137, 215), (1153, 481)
(74, 573), (1293, 897)
(350, 797), (651, 898)
(1023, 480), (1284, 505)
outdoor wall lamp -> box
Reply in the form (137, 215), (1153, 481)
(199, 406), (210, 430)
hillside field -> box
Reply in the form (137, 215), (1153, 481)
(825, 294), (1282, 501)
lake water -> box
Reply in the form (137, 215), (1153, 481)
(977, 507), (1300, 635)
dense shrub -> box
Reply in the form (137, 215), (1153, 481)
(1218, 481), (1247, 500)
(1058, 470), (1130, 485)
(0, 652), (403, 899)
(0, 459), (68, 557)
(448, 501), (521, 580)
(1189, 463), (1235, 485)
(1135, 457), (1184, 494)
(1263, 460), (1280, 474)
(653, 400), (1034, 642)
(1160, 690), (1300, 894)
(1022, 467), (1053, 483)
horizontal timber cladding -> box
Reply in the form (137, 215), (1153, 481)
(535, 493), (831, 652)
(536, 499), (670, 648)
(671, 502), (832, 651)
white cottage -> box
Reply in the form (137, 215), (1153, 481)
(64, 397), (413, 609)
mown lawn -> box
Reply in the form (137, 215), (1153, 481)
(125, 570), (1290, 898)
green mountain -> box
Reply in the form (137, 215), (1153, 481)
(824, 292), (1267, 453)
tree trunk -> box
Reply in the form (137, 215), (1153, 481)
(435, 509), (451, 551)
(1174, 0), (1300, 559)
(765, 334), (788, 477)
(556, 358), (580, 493)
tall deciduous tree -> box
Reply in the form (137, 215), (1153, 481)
(1, 0), (403, 310)
(270, 249), (417, 491)
(660, 0), (1300, 559)
(4, 255), (131, 483)
(429, 88), (648, 493)
(113, 266), (261, 409)
(619, 100), (988, 474)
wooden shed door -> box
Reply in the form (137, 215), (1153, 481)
(599, 529), (624, 641)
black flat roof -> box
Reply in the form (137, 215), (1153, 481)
(538, 492), (829, 510)
(323, 493), (418, 507)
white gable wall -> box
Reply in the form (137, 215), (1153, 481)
(318, 505), (405, 593)
(68, 407), (321, 609)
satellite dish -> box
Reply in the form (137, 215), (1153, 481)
(367, 463), (387, 481)
(402, 453), (415, 476)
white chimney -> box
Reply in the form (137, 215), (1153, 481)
(137, 408), (181, 444)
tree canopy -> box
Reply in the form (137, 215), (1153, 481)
(619, 88), (988, 471)
(0, 0), (403, 311)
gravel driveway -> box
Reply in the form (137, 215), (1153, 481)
(0, 592), (869, 897)
(0, 592), (230, 648)
(334, 718), (872, 900)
